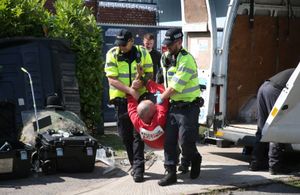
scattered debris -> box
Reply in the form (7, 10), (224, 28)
(145, 150), (158, 170)
(96, 146), (116, 175)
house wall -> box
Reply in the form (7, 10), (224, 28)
(44, 0), (157, 25)
(97, 6), (156, 25)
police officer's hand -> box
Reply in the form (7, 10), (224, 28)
(154, 91), (163, 104)
(135, 64), (144, 80)
(129, 88), (140, 100)
(131, 79), (143, 90)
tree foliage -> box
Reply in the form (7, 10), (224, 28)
(0, 0), (49, 37)
(48, 0), (104, 133)
(0, 0), (104, 134)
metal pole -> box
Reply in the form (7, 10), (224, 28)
(21, 67), (39, 132)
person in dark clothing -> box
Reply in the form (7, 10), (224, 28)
(143, 33), (162, 82)
(104, 29), (153, 183)
(249, 68), (295, 175)
(156, 28), (202, 186)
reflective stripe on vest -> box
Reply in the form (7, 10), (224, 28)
(106, 46), (150, 100)
(162, 49), (200, 102)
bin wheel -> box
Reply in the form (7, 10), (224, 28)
(31, 151), (41, 173)
(42, 160), (57, 175)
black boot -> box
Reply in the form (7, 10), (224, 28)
(158, 165), (177, 186)
(249, 160), (268, 171)
(190, 154), (201, 179)
(178, 164), (189, 174)
(133, 171), (144, 182)
(179, 155), (190, 174)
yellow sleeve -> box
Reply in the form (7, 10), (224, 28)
(141, 47), (153, 74)
(104, 49), (118, 77)
(169, 55), (195, 93)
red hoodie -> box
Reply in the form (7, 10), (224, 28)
(127, 80), (169, 149)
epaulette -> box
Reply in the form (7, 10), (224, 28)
(136, 45), (146, 58)
(111, 47), (117, 55)
(180, 49), (188, 56)
(111, 47), (119, 58)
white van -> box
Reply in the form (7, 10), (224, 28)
(180, 0), (300, 150)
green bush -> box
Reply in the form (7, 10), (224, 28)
(0, 0), (104, 134)
(0, 0), (49, 37)
(48, 0), (104, 134)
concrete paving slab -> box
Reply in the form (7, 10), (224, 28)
(0, 144), (298, 195)
(64, 145), (298, 195)
(218, 182), (300, 195)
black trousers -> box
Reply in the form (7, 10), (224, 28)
(115, 100), (145, 173)
(164, 102), (201, 167)
(252, 81), (284, 169)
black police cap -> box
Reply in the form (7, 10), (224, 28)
(162, 28), (183, 46)
(114, 29), (133, 46)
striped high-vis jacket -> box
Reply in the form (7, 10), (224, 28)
(105, 45), (153, 100)
(161, 48), (200, 102)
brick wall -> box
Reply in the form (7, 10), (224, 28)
(43, 0), (157, 25)
(98, 7), (156, 25)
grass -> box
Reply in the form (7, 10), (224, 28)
(283, 179), (300, 188)
(199, 125), (208, 135)
(95, 132), (126, 158)
(198, 125), (209, 142)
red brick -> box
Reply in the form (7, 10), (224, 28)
(43, 0), (157, 25)
(97, 7), (156, 25)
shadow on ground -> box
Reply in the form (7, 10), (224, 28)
(0, 162), (127, 188)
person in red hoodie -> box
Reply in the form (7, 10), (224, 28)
(127, 80), (168, 149)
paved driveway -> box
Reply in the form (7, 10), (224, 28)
(0, 145), (299, 195)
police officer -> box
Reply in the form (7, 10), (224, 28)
(104, 29), (153, 182)
(155, 28), (202, 186)
(249, 68), (295, 175)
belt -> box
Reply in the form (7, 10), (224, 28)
(170, 97), (203, 109)
(110, 97), (127, 105)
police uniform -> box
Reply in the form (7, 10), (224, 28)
(162, 48), (202, 165)
(104, 29), (153, 179)
(158, 28), (202, 186)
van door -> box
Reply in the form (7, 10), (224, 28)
(181, 0), (240, 131)
(261, 62), (300, 144)
(180, 0), (218, 127)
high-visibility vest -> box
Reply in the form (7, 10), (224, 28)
(161, 48), (200, 102)
(105, 45), (153, 100)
